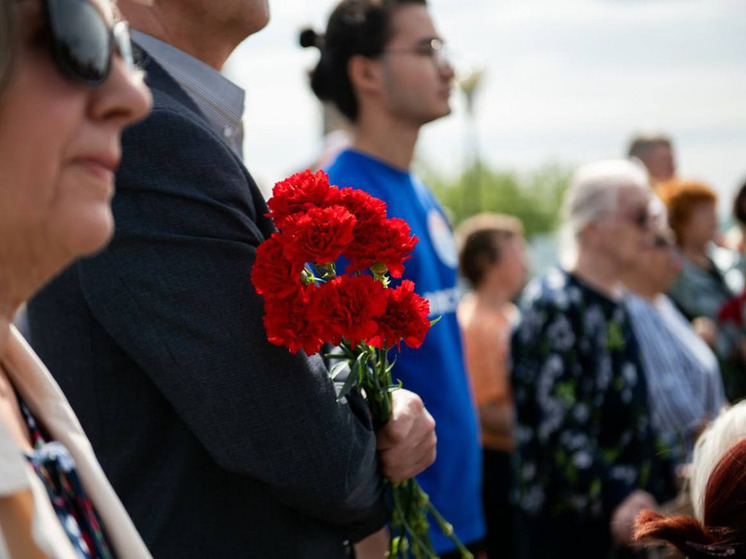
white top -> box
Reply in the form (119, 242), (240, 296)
(0, 326), (152, 558)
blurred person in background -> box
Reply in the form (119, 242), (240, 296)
(627, 131), (676, 186)
(723, 178), (746, 254)
(622, 206), (725, 467)
(659, 179), (746, 402)
(302, 0), (486, 556)
(634, 402), (746, 558)
(0, 0), (152, 556)
(457, 213), (528, 559)
(510, 159), (677, 559)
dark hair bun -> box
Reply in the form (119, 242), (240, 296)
(299, 28), (322, 49)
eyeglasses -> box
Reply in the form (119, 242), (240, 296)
(625, 207), (651, 230)
(383, 38), (452, 70)
(44, 0), (136, 87)
(652, 234), (676, 250)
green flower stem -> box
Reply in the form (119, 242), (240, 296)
(424, 499), (473, 559)
(391, 481), (436, 558)
(338, 342), (472, 559)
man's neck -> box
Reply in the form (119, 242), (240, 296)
(474, 285), (512, 312)
(119, 3), (237, 70)
(351, 112), (421, 172)
(621, 275), (657, 300)
(681, 243), (710, 269)
(570, 249), (623, 300)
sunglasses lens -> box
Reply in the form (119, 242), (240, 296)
(48, 0), (111, 85)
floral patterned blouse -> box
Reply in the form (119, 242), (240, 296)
(19, 397), (114, 559)
(510, 269), (675, 552)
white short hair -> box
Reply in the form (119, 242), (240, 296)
(559, 158), (650, 266)
(690, 402), (746, 521)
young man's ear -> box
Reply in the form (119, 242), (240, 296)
(348, 54), (383, 96)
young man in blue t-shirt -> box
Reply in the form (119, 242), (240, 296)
(305, 1), (486, 555)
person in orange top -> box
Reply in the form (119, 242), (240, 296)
(457, 213), (528, 559)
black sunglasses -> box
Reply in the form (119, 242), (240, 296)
(627, 207), (650, 230)
(44, 0), (135, 87)
(652, 234), (676, 250)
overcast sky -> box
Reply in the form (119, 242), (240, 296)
(225, 0), (746, 212)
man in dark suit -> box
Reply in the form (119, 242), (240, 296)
(27, 1), (436, 557)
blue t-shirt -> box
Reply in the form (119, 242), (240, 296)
(327, 149), (485, 553)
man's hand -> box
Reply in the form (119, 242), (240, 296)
(610, 489), (658, 546)
(376, 389), (436, 483)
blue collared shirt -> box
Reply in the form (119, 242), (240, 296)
(131, 30), (245, 159)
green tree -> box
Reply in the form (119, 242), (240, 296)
(424, 161), (572, 238)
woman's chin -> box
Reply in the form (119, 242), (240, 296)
(60, 212), (115, 261)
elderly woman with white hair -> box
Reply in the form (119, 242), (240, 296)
(510, 159), (678, 559)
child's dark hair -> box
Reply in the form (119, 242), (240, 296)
(299, 0), (426, 122)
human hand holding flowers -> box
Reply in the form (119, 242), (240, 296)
(377, 389), (437, 483)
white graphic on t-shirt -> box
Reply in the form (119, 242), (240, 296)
(427, 209), (458, 269)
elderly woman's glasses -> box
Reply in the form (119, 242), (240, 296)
(626, 207), (651, 230)
(44, 0), (135, 87)
(652, 234), (676, 250)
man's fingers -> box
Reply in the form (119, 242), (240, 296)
(376, 390), (437, 481)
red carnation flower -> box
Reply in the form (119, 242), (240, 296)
(311, 275), (387, 348)
(251, 233), (305, 299)
(283, 206), (357, 266)
(344, 217), (418, 278)
(266, 169), (341, 230)
(719, 292), (746, 326)
(263, 286), (324, 355)
(369, 280), (431, 350)
(339, 187), (387, 229)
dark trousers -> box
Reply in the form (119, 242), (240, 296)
(482, 448), (513, 559)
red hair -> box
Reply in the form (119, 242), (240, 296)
(657, 179), (718, 245)
(635, 437), (746, 557)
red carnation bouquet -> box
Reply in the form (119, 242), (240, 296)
(252, 169), (472, 558)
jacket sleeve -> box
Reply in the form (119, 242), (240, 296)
(76, 107), (385, 531)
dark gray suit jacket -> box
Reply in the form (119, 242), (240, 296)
(28, 54), (386, 558)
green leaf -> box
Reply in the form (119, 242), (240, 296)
(336, 369), (358, 401)
(388, 380), (403, 393)
(336, 352), (367, 401)
(429, 316), (442, 327)
(329, 361), (348, 381)
(385, 356), (398, 374)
